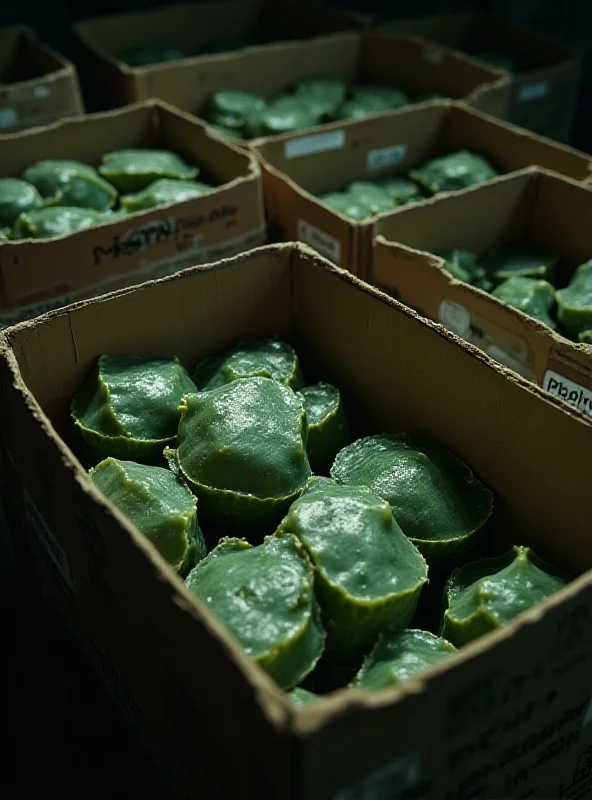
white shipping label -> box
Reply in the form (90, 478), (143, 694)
(438, 299), (471, 338)
(542, 370), (592, 417)
(519, 81), (548, 102)
(367, 144), (407, 172)
(297, 219), (341, 263)
(0, 107), (18, 128)
(23, 489), (76, 591)
(284, 129), (345, 159)
(335, 754), (420, 800)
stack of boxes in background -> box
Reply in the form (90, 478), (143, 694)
(1, 3), (592, 799)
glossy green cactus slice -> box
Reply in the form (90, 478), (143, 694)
(99, 149), (198, 193)
(185, 533), (325, 689)
(352, 629), (456, 690)
(193, 337), (304, 392)
(491, 276), (557, 329)
(121, 178), (214, 212)
(442, 546), (569, 647)
(0, 178), (43, 228)
(12, 206), (108, 239)
(71, 355), (196, 461)
(277, 477), (427, 660)
(331, 434), (493, 560)
(556, 260), (592, 336)
(296, 383), (349, 475)
(176, 377), (311, 528)
(409, 150), (498, 195)
(90, 457), (205, 574)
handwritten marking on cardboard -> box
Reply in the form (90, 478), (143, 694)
(284, 129), (345, 159)
(542, 370), (592, 417)
(335, 753), (420, 800)
(297, 219), (341, 263)
(519, 81), (548, 102)
(23, 488), (76, 591)
(367, 144), (407, 172)
(0, 107), (18, 128)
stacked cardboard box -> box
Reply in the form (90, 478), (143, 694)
(0, 25), (84, 133)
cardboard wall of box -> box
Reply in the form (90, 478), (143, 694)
(1, 243), (592, 799)
(255, 101), (592, 276)
(0, 100), (265, 326)
(376, 10), (583, 143)
(371, 168), (592, 416)
(74, 16), (510, 124)
(74, 0), (370, 110)
(0, 25), (84, 133)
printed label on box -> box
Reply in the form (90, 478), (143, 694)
(33, 85), (51, 99)
(297, 219), (341, 263)
(285, 130), (345, 159)
(0, 226), (266, 328)
(542, 370), (592, 417)
(519, 81), (548, 102)
(0, 107), (18, 129)
(439, 300), (534, 379)
(23, 488), (76, 591)
(367, 145), (407, 172)
(335, 753), (420, 800)
(439, 299), (471, 337)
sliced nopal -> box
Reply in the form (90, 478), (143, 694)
(277, 477), (427, 660)
(99, 149), (198, 194)
(296, 382), (349, 475)
(185, 533), (325, 689)
(331, 434), (493, 560)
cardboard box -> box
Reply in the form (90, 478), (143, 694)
(0, 25), (84, 133)
(371, 168), (592, 415)
(1, 242), (592, 799)
(74, 0), (369, 110)
(376, 10), (582, 143)
(255, 100), (592, 275)
(0, 100), (265, 326)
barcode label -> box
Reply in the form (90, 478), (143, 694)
(367, 145), (407, 172)
(297, 219), (341, 264)
(285, 130), (345, 158)
(23, 489), (76, 590)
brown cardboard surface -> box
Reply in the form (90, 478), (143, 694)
(0, 25), (84, 133)
(376, 10), (582, 143)
(255, 100), (592, 276)
(74, 0), (369, 110)
(371, 167), (592, 416)
(0, 100), (265, 325)
(0, 242), (591, 799)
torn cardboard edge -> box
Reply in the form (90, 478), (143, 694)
(370, 166), (592, 414)
(1, 239), (591, 734)
(0, 99), (264, 314)
(254, 100), (592, 275)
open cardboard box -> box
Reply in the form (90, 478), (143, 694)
(0, 100), (265, 326)
(74, 22), (510, 134)
(0, 25), (84, 133)
(255, 101), (592, 275)
(371, 168), (592, 416)
(74, 0), (369, 110)
(376, 10), (582, 143)
(1, 242), (591, 799)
